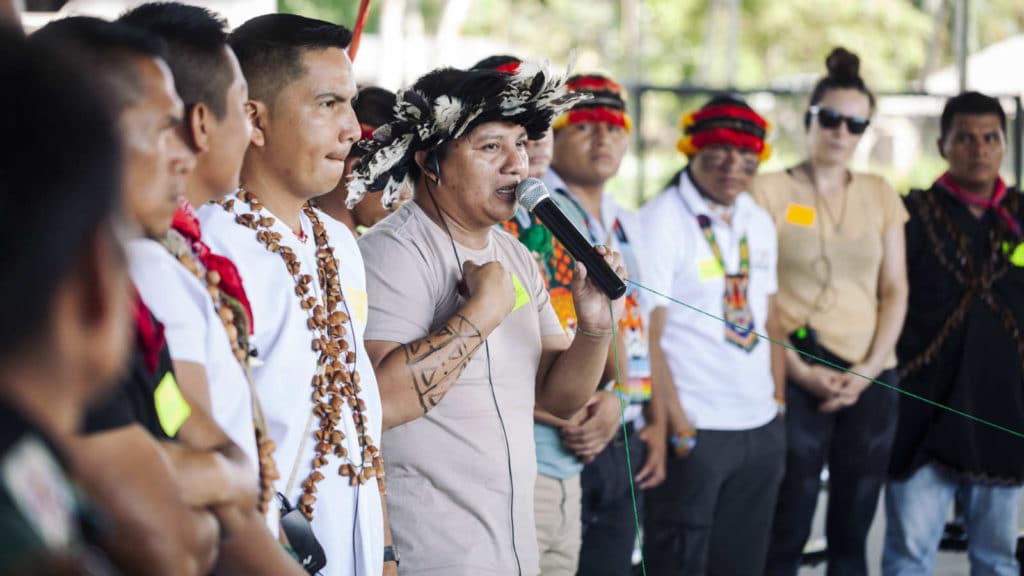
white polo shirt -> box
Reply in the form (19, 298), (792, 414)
(198, 195), (384, 576)
(638, 170), (778, 431)
(128, 239), (260, 471)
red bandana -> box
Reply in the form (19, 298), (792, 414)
(171, 200), (255, 332)
(133, 288), (166, 375)
(936, 172), (1021, 238)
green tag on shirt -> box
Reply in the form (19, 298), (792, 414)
(1003, 242), (1024, 267)
(512, 273), (530, 311)
(154, 372), (191, 437)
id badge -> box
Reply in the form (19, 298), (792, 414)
(278, 493), (327, 574)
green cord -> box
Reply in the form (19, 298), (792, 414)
(607, 278), (1024, 571)
(626, 279), (1024, 440)
(609, 301), (648, 575)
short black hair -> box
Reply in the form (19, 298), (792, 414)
(354, 86), (397, 128)
(0, 30), (122, 356)
(119, 2), (233, 119)
(471, 54), (520, 71)
(350, 86), (396, 159)
(31, 16), (165, 114)
(228, 13), (351, 106)
(940, 91), (1007, 144)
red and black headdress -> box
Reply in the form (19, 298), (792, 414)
(553, 73), (632, 133)
(677, 94), (771, 161)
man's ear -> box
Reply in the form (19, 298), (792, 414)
(247, 100), (268, 147)
(188, 102), (211, 154)
(413, 149), (432, 178)
(936, 136), (947, 160)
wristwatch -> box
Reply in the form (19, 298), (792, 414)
(384, 545), (401, 566)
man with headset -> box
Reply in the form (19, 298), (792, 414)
(353, 64), (626, 575)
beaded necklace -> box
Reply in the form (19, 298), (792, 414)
(161, 221), (280, 514)
(220, 188), (384, 520)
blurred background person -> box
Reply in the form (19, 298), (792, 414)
(641, 94), (785, 576)
(546, 73), (666, 576)
(884, 91), (1024, 576)
(115, 3), (310, 572)
(752, 47), (908, 576)
(0, 29), (130, 575)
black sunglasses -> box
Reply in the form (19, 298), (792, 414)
(809, 106), (870, 135)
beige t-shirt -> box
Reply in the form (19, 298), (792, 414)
(358, 202), (564, 576)
(750, 169), (908, 367)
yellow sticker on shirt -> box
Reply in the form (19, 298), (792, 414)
(345, 287), (369, 325)
(697, 258), (725, 282)
(512, 273), (530, 311)
(1003, 242), (1024, 267)
(784, 203), (817, 228)
(154, 372), (191, 438)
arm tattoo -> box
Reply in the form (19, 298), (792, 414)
(402, 313), (484, 413)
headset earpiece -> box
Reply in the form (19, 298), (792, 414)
(425, 151), (441, 179)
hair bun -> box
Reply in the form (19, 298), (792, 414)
(825, 47), (860, 82)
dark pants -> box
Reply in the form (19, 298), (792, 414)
(765, 369), (899, 576)
(576, 424), (646, 576)
(643, 415), (785, 576)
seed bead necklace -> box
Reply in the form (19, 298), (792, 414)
(220, 188), (384, 521)
(161, 224), (280, 515)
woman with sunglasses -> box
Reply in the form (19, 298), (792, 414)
(751, 47), (909, 576)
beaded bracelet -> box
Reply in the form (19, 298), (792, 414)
(670, 430), (697, 457)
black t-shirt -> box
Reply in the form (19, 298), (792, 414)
(893, 186), (1024, 483)
(83, 321), (177, 442)
(0, 400), (110, 573)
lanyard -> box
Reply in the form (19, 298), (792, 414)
(696, 214), (748, 277)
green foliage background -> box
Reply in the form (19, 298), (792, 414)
(279, 0), (1024, 205)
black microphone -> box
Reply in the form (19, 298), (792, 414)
(516, 178), (627, 300)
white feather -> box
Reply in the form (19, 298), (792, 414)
(433, 95), (464, 134)
(345, 175), (368, 208)
(380, 175), (409, 209)
(365, 133), (414, 180)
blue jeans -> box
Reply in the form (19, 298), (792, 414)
(883, 463), (1021, 576)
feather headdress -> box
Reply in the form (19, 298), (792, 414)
(346, 58), (589, 209)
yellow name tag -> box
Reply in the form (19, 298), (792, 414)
(1004, 242), (1024, 267)
(345, 287), (369, 325)
(697, 258), (725, 282)
(784, 203), (817, 228)
(512, 273), (530, 311)
(154, 372), (191, 438)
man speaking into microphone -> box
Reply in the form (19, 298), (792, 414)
(351, 64), (626, 576)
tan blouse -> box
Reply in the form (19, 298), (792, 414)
(750, 168), (908, 367)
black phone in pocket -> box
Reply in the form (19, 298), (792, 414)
(789, 324), (824, 363)
(278, 493), (327, 575)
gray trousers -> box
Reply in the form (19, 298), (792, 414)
(644, 415), (786, 575)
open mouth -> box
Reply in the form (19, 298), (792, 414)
(495, 184), (517, 202)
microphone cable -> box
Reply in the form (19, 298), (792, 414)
(422, 169), (524, 576)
